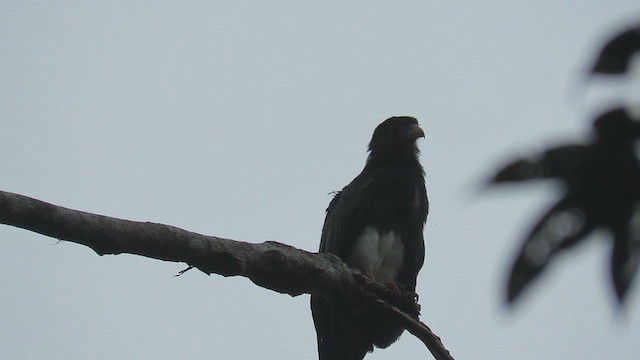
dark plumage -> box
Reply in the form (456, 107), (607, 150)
(311, 116), (429, 360)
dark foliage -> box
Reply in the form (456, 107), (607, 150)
(490, 19), (640, 307)
(591, 21), (640, 75)
(489, 107), (640, 304)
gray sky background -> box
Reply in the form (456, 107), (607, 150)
(2, 2), (640, 359)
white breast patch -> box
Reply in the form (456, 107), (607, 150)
(349, 226), (405, 283)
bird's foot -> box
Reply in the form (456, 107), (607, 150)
(403, 291), (419, 303)
(380, 283), (421, 317)
(380, 281), (403, 300)
(399, 291), (421, 317)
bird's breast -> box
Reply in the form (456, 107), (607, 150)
(348, 226), (405, 283)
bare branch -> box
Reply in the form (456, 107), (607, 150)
(376, 300), (453, 360)
(0, 190), (453, 360)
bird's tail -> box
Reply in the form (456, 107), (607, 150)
(311, 296), (372, 360)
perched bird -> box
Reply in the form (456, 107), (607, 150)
(310, 116), (429, 360)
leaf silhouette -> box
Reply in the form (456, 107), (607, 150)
(490, 144), (587, 184)
(507, 197), (597, 303)
(490, 107), (640, 304)
(591, 23), (640, 75)
(610, 205), (640, 300)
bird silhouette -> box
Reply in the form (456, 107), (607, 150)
(311, 116), (428, 359)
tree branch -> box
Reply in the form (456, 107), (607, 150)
(0, 190), (453, 360)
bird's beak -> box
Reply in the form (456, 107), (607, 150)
(411, 124), (425, 139)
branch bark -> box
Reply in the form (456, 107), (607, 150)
(0, 190), (453, 360)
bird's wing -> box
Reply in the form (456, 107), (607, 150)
(319, 172), (374, 259)
(312, 171), (376, 360)
(398, 180), (428, 293)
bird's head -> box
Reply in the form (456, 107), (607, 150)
(368, 116), (425, 156)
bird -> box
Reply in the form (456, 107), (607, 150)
(310, 116), (429, 360)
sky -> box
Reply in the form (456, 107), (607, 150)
(1, 1), (640, 359)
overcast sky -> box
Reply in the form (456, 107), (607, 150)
(2, 2), (640, 359)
